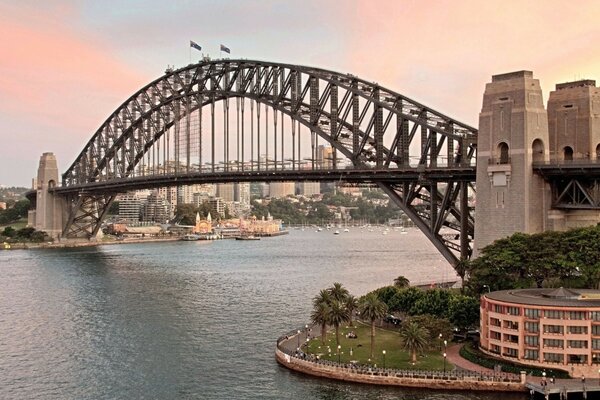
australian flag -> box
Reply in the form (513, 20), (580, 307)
(190, 40), (202, 52)
(220, 44), (231, 54)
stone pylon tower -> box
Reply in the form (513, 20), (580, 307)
(474, 71), (550, 254)
(31, 152), (66, 239)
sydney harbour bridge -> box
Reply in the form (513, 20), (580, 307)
(34, 59), (477, 266)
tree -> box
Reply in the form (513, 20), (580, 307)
(388, 287), (425, 313)
(403, 314), (453, 345)
(344, 295), (358, 327)
(2, 226), (15, 238)
(175, 203), (200, 225)
(409, 289), (452, 318)
(312, 289), (333, 344)
(448, 295), (480, 331)
(311, 301), (330, 345)
(328, 300), (350, 346)
(359, 293), (388, 359)
(399, 321), (430, 363)
(393, 275), (410, 288)
(329, 282), (349, 301)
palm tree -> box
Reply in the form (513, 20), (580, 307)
(399, 321), (430, 363)
(359, 293), (388, 359)
(329, 282), (349, 302)
(344, 295), (358, 327)
(311, 301), (330, 344)
(393, 275), (410, 288)
(313, 289), (332, 308)
(328, 300), (350, 346)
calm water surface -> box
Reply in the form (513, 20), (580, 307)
(0, 229), (526, 399)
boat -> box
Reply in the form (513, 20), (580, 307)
(343, 228), (349, 233)
(317, 227), (323, 232)
(182, 234), (201, 241)
(334, 230), (340, 235)
(235, 235), (260, 241)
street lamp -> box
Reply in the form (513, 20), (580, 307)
(483, 284), (491, 293)
(382, 350), (386, 369)
(337, 345), (341, 363)
(297, 329), (301, 350)
(306, 338), (310, 356)
(598, 368), (600, 385)
(438, 333), (442, 351)
(443, 352), (447, 374)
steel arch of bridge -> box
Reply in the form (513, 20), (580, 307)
(60, 59), (477, 265)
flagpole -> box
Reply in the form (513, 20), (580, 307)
(189, 44), (191, 64)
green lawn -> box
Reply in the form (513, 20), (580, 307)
(306, 321), (453, 371)
(0, 218), (29, 230)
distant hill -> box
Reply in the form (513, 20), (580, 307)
(0, 187), (29, 203)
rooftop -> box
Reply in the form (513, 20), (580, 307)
(485, 288), (600, 308)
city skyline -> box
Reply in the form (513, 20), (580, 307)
(1, 0), (600, 186)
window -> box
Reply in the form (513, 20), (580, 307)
(504, 348), (518, 358)
(525, 308), (541, 319)
(493, 304), (503, 313)
(569, 326), (588, 335)
(592, 325), (600, 336)
(544, 325), (564, 335)
(564, 146), (573, 161)
(504, 321), (519, 330)
(591, 312), (600, 322)
(507, 307), (520, 316)
(568, 311), (586, 320)
(544, 353), (564, 363)
(525, 336), (539, 347)
(532, 139), (544, 163)
(593, 339), (600, 350)
(490, 317), (501, 327)
(545, 310), (563, 319)
(544, 339), (564, 349)
(568, 354), (587, 364)
(567, 340), (588, 349)
(498, 142), (509, 164)
(504, 334), (519, 344)
(490, 330), (501, 340)
(525, 322), (539, 333)
(491, 345), (501, 354)
(524, 350), (539, 360)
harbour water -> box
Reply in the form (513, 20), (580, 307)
(0, 229), (526, 399)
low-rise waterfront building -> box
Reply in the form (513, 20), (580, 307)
(480, 288), (600, 377)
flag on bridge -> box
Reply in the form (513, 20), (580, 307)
(190, 40), (202, 52)
(220, 44), (231, 54)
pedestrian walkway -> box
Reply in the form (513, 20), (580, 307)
(445, 343), (519, 379)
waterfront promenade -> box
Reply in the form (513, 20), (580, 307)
(276, 328), (526, 392)
(277, 327), (600, 397)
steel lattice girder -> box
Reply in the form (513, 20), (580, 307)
(63, 60), (477, 186)
(60, 59), (478, 263)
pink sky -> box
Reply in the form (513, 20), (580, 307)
(1, 0), (599, 186)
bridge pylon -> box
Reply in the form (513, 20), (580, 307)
(29, 152), (68, 239)
(474, 71), (551, 254)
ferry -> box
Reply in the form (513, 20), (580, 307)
(182, 234), (201, 241)
(235, 235), (260, 241)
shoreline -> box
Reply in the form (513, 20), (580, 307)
(275, 329), (526, 392)
(274, 348), (527, 392)
(1, 236), (181, 250)
(1, 230), (291, 250)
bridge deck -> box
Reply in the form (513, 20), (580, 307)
(54, 167), (476, 194)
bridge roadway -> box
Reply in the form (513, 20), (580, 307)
(52, 166), (476, 195)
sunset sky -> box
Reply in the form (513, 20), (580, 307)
(1, 0), (599, 186)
